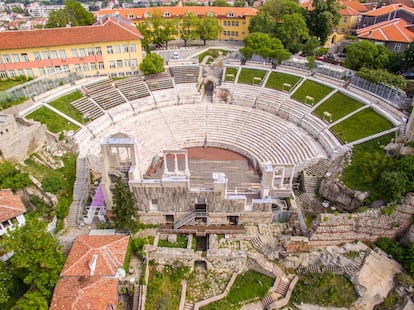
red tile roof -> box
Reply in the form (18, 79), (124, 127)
(60, 235), (129, 277)
(357, 18), (414, 43)
(339, 0), (368, 15)
(50, 276), (118, 310)
(98, 6), (257, 19)
(0, 189), (26, 223)
(0, 16), (142, 51)
(362, 3), (414, 17)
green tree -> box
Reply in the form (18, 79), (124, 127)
(151, 11), (177, 49)
(356, 68), (406, 89)
(41, 176), (63, 194)
(261, 0), (302, 22)
(46, 0), (95, 28)
(180, 13), (199, 47)
(305, 0), (340, 44)
(111, 177), (139, 233)
(197, 16), (221, 46)
(15, 290), (49, 310)
(3, 216), (65, 300)
(302, 36), (321, 56)
(240, 32), (291, 63)
(0, 161), (31, 191)
(404, 41), (414, 68)
(248, 13), (275, 34)
(396, 154), (414, 190)
(378, 170), (409, 202)
(234, 0), (246, 7)
(344, 40), (392, 71)
(0, 263), (12, 305)
(137, 23), (154, 53)
(275, 13), (309, 53)
(140, 52), (165, 75)
(212, 0), (231, 6)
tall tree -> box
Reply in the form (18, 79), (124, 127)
(180, 13), (199, 47)
(3, 216), (65, 301)
(248, 13), (275, 34)
(240, 32), (291, 63)
(197, 16), (222, 46)
(261, 0), (302, 21)
(305, 0), (340, 44)
(212, 0), (231, 6)
(111, 177), (139, 233)
(344, 40), (392, 71)
(46, 0), (95, 28)
(151, 11), (178, 49)
(140, 52), (165, 75)
(137, 22), (154, 53)
(275, 13), (309, 53)
(404, 41), (414, 68)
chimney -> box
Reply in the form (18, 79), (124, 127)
(89, 254), (98, 276)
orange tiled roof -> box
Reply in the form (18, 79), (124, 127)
(0, 15), (142, 51)
(362, 3), (414, 17)
(339, 0), (368, 15)
(60, 235), (129, 277)
(50, 276), (118, 310)
(0, 189), (26, 223)
(98, 6), (258, 19)
(357, 18), (414, 43)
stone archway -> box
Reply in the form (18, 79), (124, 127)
(199, 75), (218, 100)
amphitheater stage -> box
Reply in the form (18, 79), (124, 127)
(146, 147), (261, 196)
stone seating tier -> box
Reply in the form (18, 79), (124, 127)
(91, 88), (127, 110)
(82, 78), (113, 96)
(71, 97), (104, 120)
(116, 77), (150, 101)
(169, 66), (200, 84)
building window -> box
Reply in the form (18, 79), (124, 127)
(207, 11), (215, 16)
(26, 68), (33, 77)
(79, 48), (86, 57)
(47, 67), (54, 74)
(39, 68), (46, 75)
(231, 31), (234, 36)
(62, 65), (69, 72)
(109, 61), (115, 68)
(54, 66), (61, 72)
(91, 63), (97, 70)
(223, 21), (227, 26)
(235, 31), (239, 36)
(59, 50), (66, 59)
(34, 52), (41, 60)
(88, 47), (94, 56)
(98, 62), (105, 70)
(17, 69), (24, 76)
(236, 21), (239, 26)
(107, 46), (113, 54)
(130, 44), (136, 52)
(394, 43), (402, 52)
(114, 45), (121, 54)
(116, 60), (123, 68)
(228, 12), (234, 17)
(131, 58), (137, 67)
(124, 59), (130, 67)
(231, 21), (235, 26)
(123, 44), (129, 53)
(127, 14), (134, 19)
(343, 16), (348, 23)
(82, 63), (89, 71)
(42, 51), (49, 59)
(223, 31), (226, 36)
(71, 49), (78, 57)
(12, 54), (19, 62)
(3, 55), (10, 63)
(50, 50), (58, 59)
(227, 31), (230, 36)
(341, 28), (345, 33)
(74, 64), (81, 72)
(163, 11), (170, 17)
(8, 71), (16, 78)
(0, 71), (7, 78)
(96, 47), (102, 55)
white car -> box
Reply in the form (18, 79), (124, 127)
(172, 51), (179, 59)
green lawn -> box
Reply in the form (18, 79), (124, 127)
(265, 72), (302, 92)
(331, 108), (394, 143)
(291, 80), (333, 105)
(201, 270), (274, 310)
(26, 106), (79, 133)
(0, 96), (27, 111)
(48, 91), (84, 123)
(146, 265), (189, 310)
(237, 68), (267, 85)
(198, 49), (227, 63)
(224, 67), (238, 82)
(0, 79), (26, 91)
(158, 235), (187, 248)
(313, 92), (364, 122)
(292, 272), (358, 307)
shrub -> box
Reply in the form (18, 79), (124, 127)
(41, 176), (63, 194)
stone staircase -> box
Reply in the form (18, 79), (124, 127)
(184, 302), (194, 310)
(173, 211), (207, 229)
(275, 278), (290, 296)
(261, 291), (278, 309)
(305, 158), (331, 177)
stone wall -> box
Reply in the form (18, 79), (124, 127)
(207, 248), (246, 271)
(150, 247), (194, 267)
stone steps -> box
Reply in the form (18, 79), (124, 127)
(275, 279), (290, 296)
(184, 302), (194, 310)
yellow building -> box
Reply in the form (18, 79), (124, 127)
(0, 16), (143, 79)
(98, 6), (258, 42)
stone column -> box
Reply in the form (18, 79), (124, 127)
(174, 153), (179, 174)
(163, 153), (168, 174)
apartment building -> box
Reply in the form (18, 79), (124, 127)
(98, 6), (258, 41)
(0, 15), (143, 79)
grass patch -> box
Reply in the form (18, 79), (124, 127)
(292, 272), (358, 307)
(48, 91), (84, 123)
(224, 67), (238, 82)
(198, 49), (227, 63)
(313, 92), (364, 122)
(0, 79), (27, 91)
(237, 68), (267, 85)
(265, 72), (302, 92)
(158, 235), (187, 248)
(0, 96), (27, 111)
(291, 80), (333, 104)
(331, 108), (394, 143)
(201, 270), (274, 309)
(26, 106), (79, 133)
(304, 213), (317, 228)
(146, 264), (189, 310)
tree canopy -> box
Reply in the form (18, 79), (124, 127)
(111, 177), (139, 233)
(46, 0), (95, 28)
(0, 161), (31, 191)
(275, 13), (309, 53)
(248, 13), (275, 35)
(197, 16), (222, 46)
(260, 0), (302, 21)
(344, 40), (392, 71)
(180, 13), (199, 47)
(240, 32), (291, 62)
(140, 52), (165, 75)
